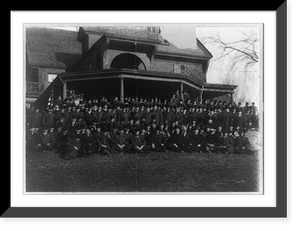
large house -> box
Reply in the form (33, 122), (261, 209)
(26, 26), (237, 108)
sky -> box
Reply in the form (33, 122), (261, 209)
(196, 26), (261, 105)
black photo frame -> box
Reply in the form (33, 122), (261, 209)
(5, 2), (287, 218)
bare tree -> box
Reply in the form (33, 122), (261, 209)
(200, 32), (260, 104)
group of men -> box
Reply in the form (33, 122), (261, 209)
(26, 91), (259, 159)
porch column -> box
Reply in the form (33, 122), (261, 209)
(62, 81), (67, 100)
(230, 92), (233, 104)
(120, 77), (124, 104)
(200, 85), (204, 104)
(180, 81), (184, 101)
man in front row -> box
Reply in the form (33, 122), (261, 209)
(113, 127), (129, 154)
(186, 127), (203, 153)
(130, 129), (149, 153)
(150, 128), (166, 152)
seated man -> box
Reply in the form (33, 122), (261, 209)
(169, 127), (184, 153)
(65, 134), (82, 159)
(97, 130), (112, 155)
(53, 127), (69, 156)
(92, 125), (102, 152)
(219, 132), (234, 154)
(130, 129), (149, 153)
(36, 128), (55, 152)
(236, 132), (253, 154)
(150, 128), (166, 152)
(113, 127), (129, 154)
(205, 129), (218, 153)
(186, 127), (203, 153)
(26, 127), (39, 152)
(81, 129), (95, 155)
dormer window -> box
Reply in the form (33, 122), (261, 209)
(174, 63), (186, 74)
(147, 26), (157, 34)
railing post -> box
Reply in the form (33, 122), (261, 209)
(180, 81), (184, 101)
(63, 81), (67, 100)
(120, 77), (124, 104)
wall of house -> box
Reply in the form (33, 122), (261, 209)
(150, 59), (206, 83)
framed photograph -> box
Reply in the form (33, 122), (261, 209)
(5, 2), (286, 218)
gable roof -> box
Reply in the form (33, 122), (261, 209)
(79, 26), (163, 43)
(156, 40), (213, 60)
(26, 27), (82, 68)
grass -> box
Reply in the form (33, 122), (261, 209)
(25, 150), (261, 193)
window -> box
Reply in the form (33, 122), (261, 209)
(147, 26), (157, 34)
(180, 64), (186, 74)
(174, 63), (186, 74)
(48, 74), (57, 83)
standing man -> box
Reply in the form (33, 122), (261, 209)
(30, 107), (43, 130)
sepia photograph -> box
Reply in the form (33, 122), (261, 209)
(24, 23), (263, 194)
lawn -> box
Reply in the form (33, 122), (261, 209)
(25, 150), (261, 193)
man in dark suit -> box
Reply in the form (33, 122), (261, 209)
(43, 108), (56, 129)
(130, 129), (148, 153)
(150, 128), (166, 152)
(66, 118), (77, 135)
(166, 107), (174, 125)
(233, 111), (245, 132)
(144, 107), (152, 125)
(186, 127), (203, 153)
(97, 129), (112, 155)
(81, 129), (95, 155)
(53, 128), (69, 156)
(30, 107), (43, 129)
(205, 129), (218, 153)
(152, 105), (163, 125)
(65, 134), (82, 159)
(36, 128), (55, 152)
(113, 127), (129, 154)
(26, 128), (39, 152)
(84, 107), (96, 127)
(169, 127), (184, 153)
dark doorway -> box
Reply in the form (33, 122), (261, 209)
(68, 78), (121, 101)
(124, 78), (179, 101)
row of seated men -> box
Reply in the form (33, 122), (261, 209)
(26, 120), (256, 160)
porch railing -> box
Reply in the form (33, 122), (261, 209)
(26, 82), (45, 94)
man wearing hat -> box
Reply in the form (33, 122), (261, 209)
(63, 106), (72, 123)
(66, 118), (77, 135)
(43, 107), (56, 129)
(81, 129), (95, 155)
(130, 129), (148, 153)
(98, 128), (112, 155)
(26, 127), (39, 152)
(112, 126), (129, 154)
(169, 127), (184, 153)
(53, 127), (69, 156)
(205, 128), (218, 153)
(150, 128), (166, 152)
(65, 134), (82, 159)
(84, 107), (95, 127)
(30, 107), (43, 130)
(36, 128), (55, 152)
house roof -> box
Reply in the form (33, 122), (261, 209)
(26, 27), (82, 68)
(156, 40), (213, 60)
(80, 26), (163, 43)
(80, 26), (212, 60)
